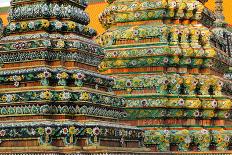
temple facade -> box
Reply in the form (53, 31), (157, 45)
(0, 0), (148, 154)
(0, 0), (231, 154)
(97, 0), (232, 153)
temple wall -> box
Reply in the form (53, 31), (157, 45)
(0, 0), (232, 34)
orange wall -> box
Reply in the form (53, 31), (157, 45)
(0, 0), (231, 34)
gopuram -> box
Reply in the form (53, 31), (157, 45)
(97, 0), (232, 153)
(0, 0), (148, 154)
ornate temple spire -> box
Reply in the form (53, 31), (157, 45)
(211, 0), (232, 60)
(97, 0), (232, 152)
(214, 0), (226, 26)
(0, 0), (146, 153)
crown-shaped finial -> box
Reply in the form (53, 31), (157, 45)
(214, 0), (227, 27)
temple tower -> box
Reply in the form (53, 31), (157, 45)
(97, 0), (232, 152)
(0, 0), (147, 154)
(211, 0), (232, 57)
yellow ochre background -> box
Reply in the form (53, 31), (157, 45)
(0, 0), (231, 34)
